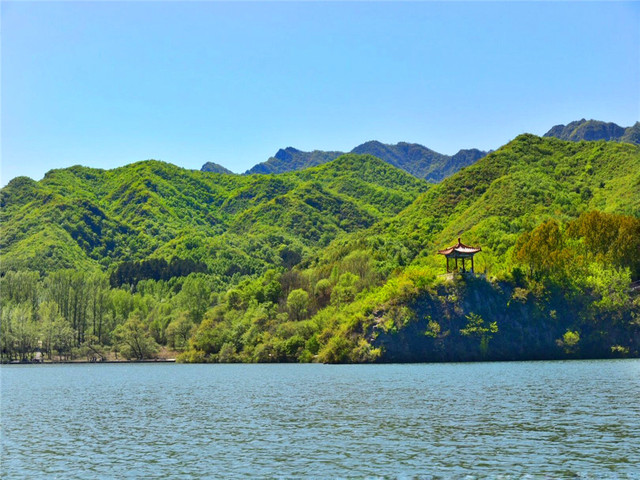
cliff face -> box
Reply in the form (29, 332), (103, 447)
(370, 276), (640, 363)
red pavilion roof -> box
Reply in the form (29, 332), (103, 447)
(438, 238), (481, 256)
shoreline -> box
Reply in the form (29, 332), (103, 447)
(1, 358), (176, 365)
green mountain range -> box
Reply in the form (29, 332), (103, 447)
(225, 141), (487, 182)
(0, 155), (427, 276)
(2, 132), (639, 364)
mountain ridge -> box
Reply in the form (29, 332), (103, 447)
(543, 119), (640, 144)
(197, 119), (638, 181)
(237, 141), (488, 182)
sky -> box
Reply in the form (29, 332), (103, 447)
(2, 1), (639, 186)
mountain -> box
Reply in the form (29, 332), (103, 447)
(245, 147), (344, 174)
(544, 119), (640, 145)
(235, 141), (487, 182)
(301, 135), (640, 362)
(0, 155), (428, 276)
(620, 122), (640, 144)
(201, 162), (234, 174)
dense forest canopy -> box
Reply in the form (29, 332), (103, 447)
(1, 135), (639, 363)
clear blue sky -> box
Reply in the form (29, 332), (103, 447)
(2, 1), (639, 185)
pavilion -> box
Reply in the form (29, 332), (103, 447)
(438, 238), (481, 274)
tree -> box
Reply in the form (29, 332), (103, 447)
(287, 289), (309, 321)
(52, 316), (75, 361)
(557, 330), (580, 355)
(178, 275), (211, 323)
(331, 273), (359, 307)
(113, 311), (159, 360)
(460, 313), (498, 357)
(1, 306), (17, 361)
(38, 301), (62, 360)
(514, 220), (566, 278)
(81, 334), (107, 362)
(166, 313), (194, 350)
(314, 279), (332, 308)
(88, 272), (110, 343)
(9, 304), (38, 362)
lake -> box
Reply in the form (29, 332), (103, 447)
(1, 360), (639, 479)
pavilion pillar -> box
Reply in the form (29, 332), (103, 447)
(462, 258), (466, 273)
(446, 257), (450, 273)
(471, 256), (474, 273)
(455, 258), (458, 271)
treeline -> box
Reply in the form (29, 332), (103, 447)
(0, 270), (217, 362)
(110, 257), (208, 288)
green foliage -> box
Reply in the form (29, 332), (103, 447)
(459, 313), (498, 357)
(557, 330), (581, 355)
(1, 155), (427, 278)
(287, 289), (309, 321)
(113, 312), (159, 360)
(165, 313), (195, 350)
(331, 273), (359, 307)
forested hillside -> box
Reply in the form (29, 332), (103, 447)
(1, 155), (425, 276)
(2, 136), (639, 363)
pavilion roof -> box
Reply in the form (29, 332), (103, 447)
(438, 238), (481, 256)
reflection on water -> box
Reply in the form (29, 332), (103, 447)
(2, 360), (639, 479)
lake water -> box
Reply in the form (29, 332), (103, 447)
(1, 361), (639, 479)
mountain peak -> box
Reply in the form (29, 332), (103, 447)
(543, 119), (637, 144)
(274, 147), (303, 160)
(201, 162), (234, 174)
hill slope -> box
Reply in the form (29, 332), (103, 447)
(299, 135), (640, 362)
(0, 155), (428, 277)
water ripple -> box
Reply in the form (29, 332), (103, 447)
(1, 360), (640, 479)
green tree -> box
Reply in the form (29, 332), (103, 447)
(331, 272), (359, 307)
(314, 279), (332, 308)
(179, 275), (211, 323)
(557, 330), (580, 355)
(0, 306), (17, 361)
(52, 316), (75, 361)
(166, 312), (195, 350)
(514, 220), (567, 278)
(460, 313), (498, 357)
(38, 301), (62, 360)
(9, 304), (38, 361)
(113, 311), (159, 360)
(287, 289), (309, 321)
